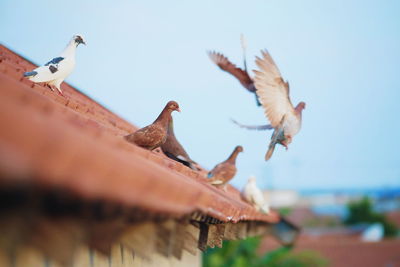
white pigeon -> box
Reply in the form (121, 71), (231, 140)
(24, 34), (86, 95)
(242, 176), (270, 214)
(254, 50), (306, 160)
(233, 50), (306, 160)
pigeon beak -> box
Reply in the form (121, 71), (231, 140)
(78, 38), (86, 46)
(177, 108), (181, 113)
(76, 40), (86, 46)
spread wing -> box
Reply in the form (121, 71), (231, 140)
(208, 51), (255, 92)
(254, 50), (295, 127)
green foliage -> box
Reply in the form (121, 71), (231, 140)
(344, 196), (398, 237)
(203, 237), (261, 267)
(261, 249), (329, 267)
(278, 207), (292, 216)
(203, 237), (329, 267)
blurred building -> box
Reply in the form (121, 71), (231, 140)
(261, 234), (400, 267)
(261, 189), (400, 267)
(265, 190), (300, 208)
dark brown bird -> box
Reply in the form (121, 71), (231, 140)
(208, 146), (243, 191)
(161, 118), (198, 170)
(208, 35), (261, 106)
(125, 101), (180, 150)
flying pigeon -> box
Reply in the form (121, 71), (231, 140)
(125, 101), (180, 150)
(161, 118), (198, 170)
(208, 35), (261, 106)
(23, 34), (86, 95)
(233, 50), (306, 161)
(207, 146), (243, 191)
(242, 176), (270, 214)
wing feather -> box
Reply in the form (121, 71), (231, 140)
(231, 118), (273, 131)
(251, 187), (265, 208)
(254, 50), (295, 127)
(45, 57), (64, 66)
(208, 51), (254, 92)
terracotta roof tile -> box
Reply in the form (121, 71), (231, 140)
(0, 44), (280, 224)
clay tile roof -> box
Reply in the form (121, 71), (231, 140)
(0, 44), (280, 224)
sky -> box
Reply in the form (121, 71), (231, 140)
(1, 0), (400, 191)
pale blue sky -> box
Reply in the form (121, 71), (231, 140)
(1, 0), (399, 191)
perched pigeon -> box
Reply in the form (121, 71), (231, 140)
(234, 50), (306, 161)
(125, 101), (180, 150)
(161, 118), (198, 170)
(23, 34), (86, 95)
(208, 35), (261, 106)
(207, 146), (243, 191)
(242, 176), (270, 214)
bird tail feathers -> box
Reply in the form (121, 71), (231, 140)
(265, 144), (276, 161)
(260, 204), (270, 214)
(188, 161), (202, 171)
(176, 156), (200, 171)
(265, 117), (286, 161)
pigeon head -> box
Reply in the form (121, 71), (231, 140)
(73, 34), (86, 46)
(248, 176), (257, 183)
(235, 145), (244, 153)
(166, 101), (181, 113)
(296, 102), (306, 111)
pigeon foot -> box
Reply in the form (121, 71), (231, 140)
(46, 84), (55, 91)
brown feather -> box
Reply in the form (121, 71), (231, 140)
(125, 124), (167, 150)
(254, 49), (295, 128)
(161, 118), (197, 169)
(125, 101), (180, 150)
(208, 51), (255, 92)
(207, 146), (243, 186)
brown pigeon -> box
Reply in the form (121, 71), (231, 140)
(234, 50), (306, 161)
(125, 101), (180, 150)
(161, 118), (198, 170)
(208, 35), (261, 106)
(207, 146), (243, 191)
